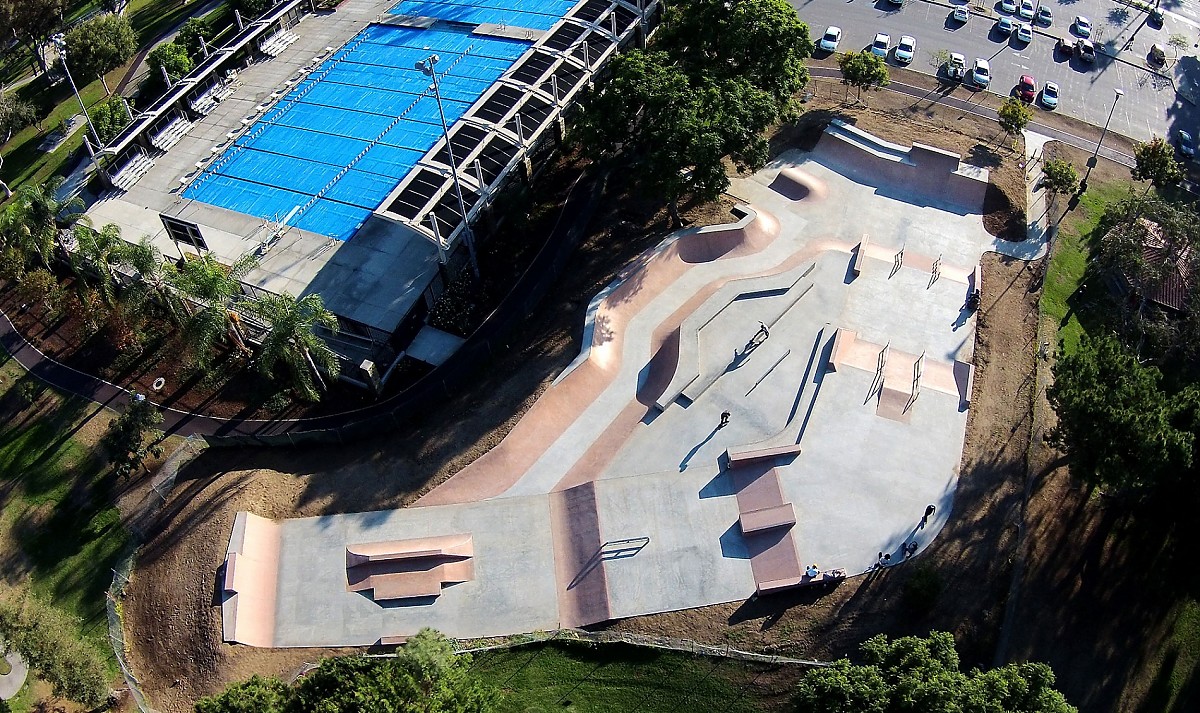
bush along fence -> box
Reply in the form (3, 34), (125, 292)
(106, 434), (209, 713)
(372, 628), (831, 668)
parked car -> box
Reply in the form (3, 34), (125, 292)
(1001, 0), (1017, 13)
(895, 35), (916, 64)
(952, 5), (969, 23)
(1076, 38), (1096, 62)
(1019, 0), (1035, 20)
(1179, 130), (1196, 158)
(819, 26), (842, 52)
(972, 58), (991, 87)
(1016, 22), (1034, 43)
(871, 32), (891, 58)
(997, 16), (1016, 36)
(1073, 15), (1092, 37)
(1040, 81), (1059, 109)
(1150, 8), (1165, 25)
(1037, 5), (1052, 25)
(947, 52), (967, 80)
(1017, 74), (1037, 101)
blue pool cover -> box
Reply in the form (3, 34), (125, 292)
(391, 0), (579, 31)
(184, 23), (537, 240)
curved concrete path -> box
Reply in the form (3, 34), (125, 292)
(0, 650), (28, 700)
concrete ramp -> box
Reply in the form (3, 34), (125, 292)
(814, 119), (988, 214)
(221, 512), (281, 648)
(768, 167), (829, 202)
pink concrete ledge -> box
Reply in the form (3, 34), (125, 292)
(726, 443), (803, 467)
(738, 503), (797, 534)
(852, 234), (869, 277)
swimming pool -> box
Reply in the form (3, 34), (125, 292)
(183, 22), (534, 240)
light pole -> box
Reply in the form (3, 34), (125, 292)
(416, 54), (480, 280)
(50, 33), (101, 152)
(1082, 87), (1124, 189)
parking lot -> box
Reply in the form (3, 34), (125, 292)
(792, 0), (1196, 142)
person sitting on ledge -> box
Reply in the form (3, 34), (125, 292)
(805, 564), (820, 578)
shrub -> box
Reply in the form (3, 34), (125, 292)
(901, 564), (943, 615)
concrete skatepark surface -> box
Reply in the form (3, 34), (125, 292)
(223, 124), (1007, 647)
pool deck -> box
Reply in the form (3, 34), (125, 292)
(219, 125), (1004, 647)
(85, 0), (441, 333)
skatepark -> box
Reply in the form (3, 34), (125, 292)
(220, 121), (998, 647)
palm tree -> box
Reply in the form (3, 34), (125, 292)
(69, 222), (126, 306)
(121, 237), (186, 324)
(171, 252), (258, 367)
(243, 292), (340, 402)
(9, 176), (87, 268)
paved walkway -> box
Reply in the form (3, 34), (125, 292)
(0, 650), (28, 700)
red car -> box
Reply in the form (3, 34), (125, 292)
(1017, 74), (1037, 102)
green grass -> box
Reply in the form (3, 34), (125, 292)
(1041, 181), (1132, 355)
(470, 641), (778, 712)
(1, 0), (232, 201)
(0, 354), (126, 675)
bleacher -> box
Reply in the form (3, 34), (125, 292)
(111, 151), (156, 192)
(259, 28), (299, 57)
(149, 116), (194, 151)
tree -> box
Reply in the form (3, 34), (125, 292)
(195, 675), (292, 713)
(177, 18), (211, 61)
(172, 252), (257, 368)
(998, 95), (1034, 137)
(1169, 33), (1190, 51)
(0, 587), (108, 706)
(89, 95), (132, 144)
(838, 51), (889, 101)
(244, 292), (340, 401)
(793, 632), (1076, 713)
(1041, 158), (1079, 196)
(70, 222), (127, 305)
(659, 0), (812, 109)
(576, 51), (776, 224)
(102, 396), (165, 478)
(63, 13), (136, 80)
(122, 237), (186, 324)
(0, 91), (37, 144)
(8, 176), (87, 268)
(202, 629), (495, 712)
(235, 0), (273, 22)
(1047, 332), (1193, 491)
(1132, 136), (1184, 195)
(18, 268), (60, 311)
(928, 48), (949, 70)
(148, 42), (194, 84)
(1, 0), (65, 73)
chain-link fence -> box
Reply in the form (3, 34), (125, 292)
(363, 628), (828, 668)
(106, 435), (209, 713)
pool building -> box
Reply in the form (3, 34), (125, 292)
(88, 0), (653, 383)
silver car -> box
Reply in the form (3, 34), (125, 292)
(972, 58), (991, 87)
(871, 32), (891, 58)
(819, 26), (841, 52)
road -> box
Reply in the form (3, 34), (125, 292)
(791, 0), (1199, 142)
